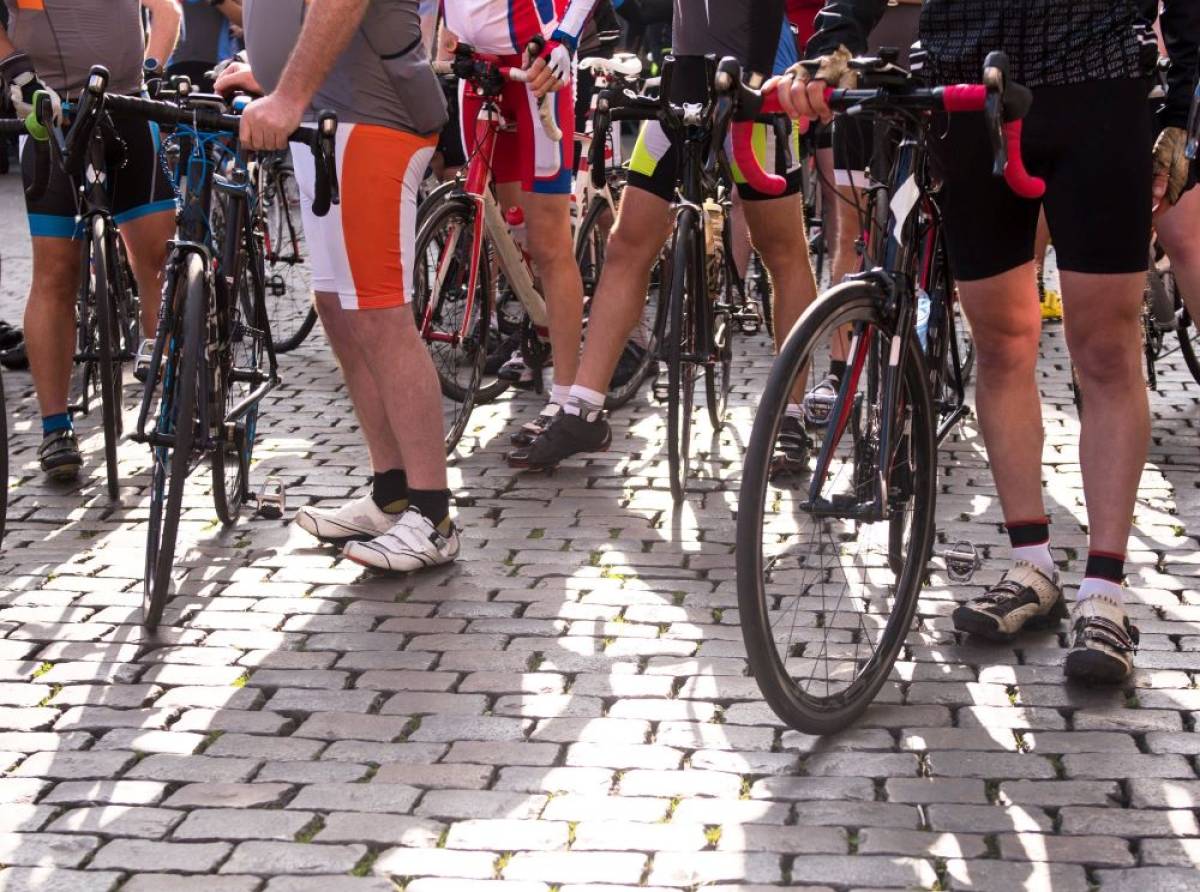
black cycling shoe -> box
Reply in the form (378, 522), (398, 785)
(0, 321), (24, 352)
(769, 415), (811, 479)
(39, 429), (83, 482)
(510, 403), (563, 448)
(484, 330), (519, 376)
(508, 411), (611, 469)
(0, 341), (28, 371)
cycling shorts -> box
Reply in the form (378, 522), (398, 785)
(627, 117), (804, 203)
(20, 112), (177, 239)
(291, 122), (436, 310)
(930, 77), (1152, 281)
(458, 56), (575, 195)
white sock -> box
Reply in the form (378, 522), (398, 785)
(1013, 543), (1055, 577)
(550, 384), (570, 408)
(564, 384), (606, 417)
(1076, 576), (1124, 607)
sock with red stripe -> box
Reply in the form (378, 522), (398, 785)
(1077, 551), (1125, 605)
(1007, 517), (1054, 576)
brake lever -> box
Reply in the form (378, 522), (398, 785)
(983, 66), (1006, 178)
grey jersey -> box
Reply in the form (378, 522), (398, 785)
(243, 0), (446, 136)
(172, 1), (226, 65)
(3, 0), (144, 95)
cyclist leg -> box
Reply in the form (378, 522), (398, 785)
(1153, 178), (1200, 322)
(514, 80), (584, 402)
(19, 135), (85, 479)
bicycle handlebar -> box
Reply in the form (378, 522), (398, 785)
(716, 53), (1046, 201)
(64, 66), (339, 216)
(433, 39), (563, 143)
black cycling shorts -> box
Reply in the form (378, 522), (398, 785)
(435, 77), (466, 169)
(929, 77), (1152, 281)
(21, 111), (176, 239)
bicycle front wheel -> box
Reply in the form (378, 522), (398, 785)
(411, 196), (493, 454)
(144, 254), (206, 629)
(667, 209), (702, 504)
(90, 217), (125, 501)
(737, 281), (938, 735)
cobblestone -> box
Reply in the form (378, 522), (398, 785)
(2, 174), (1198, 887)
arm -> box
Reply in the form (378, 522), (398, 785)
(141, 0), (182, 66)
(1160, 0), (1199, 130)
(215, 0), (243, 27)
(0, 25), (16, 61)
(553, 0), (600, 53)
(748, 0), (786, 80)
(804, 0), (888, 58)
(239, 0), (369, 150)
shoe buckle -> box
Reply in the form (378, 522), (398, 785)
(254, 475), (287, 520)
(943, 540), (982, 583)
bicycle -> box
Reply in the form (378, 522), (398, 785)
(415, 39), (562, 454)
(259, 152), (317, 353)
(76, 70), (338, 628)
(734, 51), (1044, 734)
(588, 55), (774, 502)
(8, 91), (143, 501)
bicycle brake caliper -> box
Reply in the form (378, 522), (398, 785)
(943, 540), (982, 583)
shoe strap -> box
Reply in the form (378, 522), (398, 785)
(1073, 615), (1139, 654)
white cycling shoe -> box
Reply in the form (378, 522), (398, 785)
(342, 507), (461, 573)
(293, 494), (396, 545)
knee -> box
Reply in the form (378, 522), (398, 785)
(1068, 320), (1142, 385)
(605, 220), (663, 271)
(973, 324), (1041, 377)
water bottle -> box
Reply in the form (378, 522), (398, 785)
(915, 287), (931, 349)
(505, 206), (529, 261)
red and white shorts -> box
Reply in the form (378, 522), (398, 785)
(458, 59), (575, 195)
(292, 122), (437, 310)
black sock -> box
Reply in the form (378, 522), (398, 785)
(829, 360), (847, 380)
(372, 469), (409, 514)
(1006, 517), (1050, 548)
(1084, 551), (1125, 583)
(407, 488), (452, 533)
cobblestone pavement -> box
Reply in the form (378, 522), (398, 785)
(1, 171), (1199, 892)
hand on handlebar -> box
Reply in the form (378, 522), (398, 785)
(0, 52), (63, 126)
(214, 60), (264, 99)
(525, 39), (572, 98)
(771, 47), (857, 124)
(1152, 126), (1190, 214)
(239, 92), (306, 151)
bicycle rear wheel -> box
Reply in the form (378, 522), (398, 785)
(144, 254), (206, 629)
(667, 209), (701, 504)
(1170, 275), (1200, 385)
(90, 217), (125, 501)
(737, 281), (937, 734)
(705, 294), (733, 431)
(411, 196), (494, 453)
(213, 230), (267, 525)
(262, 159), (316, 353)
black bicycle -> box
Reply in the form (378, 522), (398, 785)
(260, 153), (318, 353)
(735, 52), (1043, 734)
(74, 71), (337, 628)
(590, 56), (774, 502)
(12, 90), (142, 500)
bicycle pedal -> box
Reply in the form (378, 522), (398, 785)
(943, 540), (982, 583)
(254, 476), (286, 521)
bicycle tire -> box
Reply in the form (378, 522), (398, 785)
(411, 196), (495, 453)
(0, 368), (7, 547)
(262, 162), (315, 353)
(737, 280), (937, 734)
(90, 217), (123, 501)
(144, 254), (205, 630)
(1177, 293), (1200, 385)
(705, 298), (733, 432)
(667, 208), (701, 504)
(212, 224), (265, 525)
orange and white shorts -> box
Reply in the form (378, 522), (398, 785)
(291, 122), (436, 310)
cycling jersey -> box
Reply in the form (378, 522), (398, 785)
(2, 0), (144, 95)
(671, 0), (786, 76)
(442, 0), (599, 57)
(170, 0), (238, 68)
(243, 0), (447, 136)
(806, 1), (1158, 89)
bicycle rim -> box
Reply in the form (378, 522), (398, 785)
(737, 281), (937, 734)
(412, 197), (490, 454)
(667, 211), (699, 504)
(263, 162), (315, 352)
(144, 255), (206, 629)
(705, 306), (733, 431)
